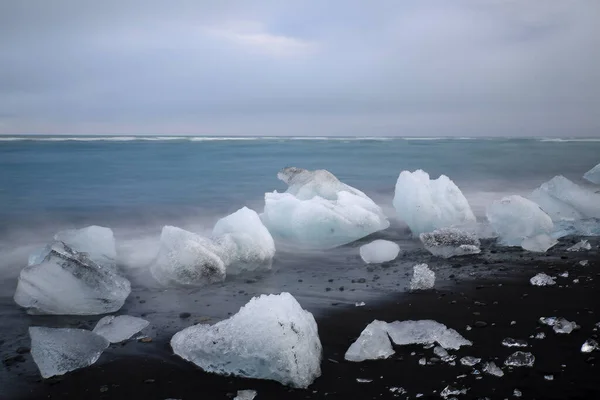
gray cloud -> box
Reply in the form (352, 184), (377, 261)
(1, 0), (599, 136)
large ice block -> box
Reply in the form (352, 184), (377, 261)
(584, 163), (600, 185)
(532, 176), (600, 219)
(419, 228), (481, 258)
(386, 320), (471, 350)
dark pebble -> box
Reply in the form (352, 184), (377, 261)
(16, 347), (30, 354)
(474, 321), (488, 328)
(179, 312), (191, 319)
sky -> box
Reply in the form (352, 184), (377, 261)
(1, 0), (599, 137)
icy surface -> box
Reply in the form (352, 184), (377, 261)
(580, 260), (589, 266)
(552, 219), (600, 239)
(584, 163), (600, 184)
(234, 390), (257, 400)
(504, 351), (535, 367)
(386, 320), (471, 350)
(460, 356), (481, 367)
(344, 320), (394, 362)
(553, 318), (577, 334)
(521, 234), (557, 253)
(502, 338), (528, 348)
(393, 170), (475, 236)
(487, 195), (553, 246)
(14, 242), (131, 315)
(359, 240), (400, 264)
(419, 228), (481, 258)
(171, 292), (322, 388)
(29, 327), (110, 378)
(440, 386), (468, 399)
(483, 361), (504, 377)
(410, 263), (436, 290)
(567, 240), (592, 252)
(92, 315), (149, 343)
(581, 339), (599, 353)
(261, 167), (389, 249)
(529, 273), (556, 287)
(53, 226), (117, 267)
(533, 176), (600, 219)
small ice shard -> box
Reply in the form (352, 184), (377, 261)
(534, 332), (546, 339)
(14, 242), (131, 315)
(513, 389), (523, 397)
(53, 226), (117, 268)
(440, 385), (468, 399)
(529, 273), (556, 286)
(345, 320), (394, 362)
(261, 167), (389, 249)
(584, 163), (600, 184)
(386, 320), (471, 350)
(29, 327), (110, 378)
(579, 260), (589, 266)
(502, 338), (528, 348)
(552, 318), (577, 334)
(521, 234), (557, 253)
(355, 301), (366, 307)
(486, 195), (553, 246)
(92, 315), (149, 343)
(356, 378), (373, 383)
(410, 263), (436, 291)
(359, 240), (400, 264)
(581, 339), (599, 353)
(533, 176), (600, 219)
(171, 293), (321, 389)
(567, 240), (592, 252)
(418, 357), (427, 365)
(459, 356), (481, 367)
(433, 346), (449, 358)
(234, 390), (257, 400)
(389, 387), (407, 394)
(559, 271), (569, 278)
(539, 316), (558, 326)
(393, 170), (476, 236)
(483, 361), (504, 377)
(544, 375), (554, 381)
(419, 228), (481, 259)
(504, 351), (535, 367)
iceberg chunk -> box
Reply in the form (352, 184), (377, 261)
(521, 234), (558, 253)
(567, 239), (591, 252)
(459, 356), (481, 367)
(584, 163), (600, 185)
(393, 170), (475, 236)
(529, 273), (556, 286)
(419, 228), (481, 258)
(581, 339), (599, 353)
(410, 263), (435, 290)
(483, 361), (504, 377)
(532, 176), (600, 219)
(171, 293), (322, 388)
(29, 327), (109, 378)
(359, 240), (400, 264)
(92, 315), (149, 343)
(386, 320), (471, 350)
(261, 168), (389, 249)
(504, 351), (535, 367)
(344, 320), (394, 362)
(234, 390), (257, 400)
(54, 226), (117, 268)
(14, 242), (131, 315)
(486, 195), (553, 246)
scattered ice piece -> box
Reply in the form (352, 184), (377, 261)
(356, 378), (373, 383)
(456, 374), (467, 379)
(553, 318), (577, 334)
(393, 170), (475, 236)
(502, 338), (528, 348)
(355, 301), (365, 307)
(530, 273), (556, 286)
(472, 369), (481, 375)
(466, 325), (472, 331)
(440, 385), (468, 399)
(521, 234), (557, 253)
(29, 327), (110, 378)
(410, 263), (436, 290)
(511, 321), (517, 326)
(486, 195), (553, 246)
(434, 346), (449, 358)
(567, 240), (592, 252)
(171, 293), (322, 388)
(92, 315), (149, 343)
(418, 357), (427, 366)
(559, 271), (569, 278)
(459, 356), (481, 367)
(504, 351), (535, 367)
(539, 317), (558, 326)
(389, 387), (407, 394)
(483, 361), (504, 377)
(579, 260), (589, 266)
(359, 240), (400, 264)
(584, 162), (600, 184)
(345, 320), (394, 362)
(534, 332), (546, 339)
(581, 339), (599, 353)
(573, 278), (580, 284)
(386, 320), (472, 350)
(544, 375), (554, 381)
(513, 389), (522, 397)
(419, 228), (481, 258)
(15, 242), (131, 315)
(234, 390), (257, 400)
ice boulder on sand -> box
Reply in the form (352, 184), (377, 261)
(359, 240), (400, 264)
(14, 242), (131, 315)
(93, 315), (149, 343)
(521, 234), (558, 253)
(171, 292), (322, 388)
(530, 273), (556, 286)
(584, 163), (600, 185)
(419, 228), (481, 258)
(410, 263), (435, 290)
(345, 320), (394, 362)
(29, 327), (110, 378)
(261, 167), (389, 249)
(386, 320), (472, 350)
(393, 170), (475, 236)
(486, 195), (553, 246)
(531, 176), (600, 220)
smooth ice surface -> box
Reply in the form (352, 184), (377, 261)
(504, 351), (535, 367)
(344, 320), (394, 362)
(584, 163), (600, 185)
(15, 242), (131, 315)
(410, 263), (436, 290)
(359, 240), (400, 264)
(419, 228), (481, 258)
(521, 234), (558, 253)
(552, 219), (600, 239)
(261, 167), (389, 249)
(567, 240), (592, 252)
(530, 273), (556, 287)
(533, 176), (600, 219)
(54, 226), (117, 267)
(502, 338), (528, 348)
(460, 356), (481, 367)
(487, 195), (553, 246)
(483, 361), (504, 377)
(92, 315), (149, 343)
(234, 390), (257, 400)
(581, 339), (599, 353)
(393, 170), (475, 236)
(386, 320), (471, 350)
(29, 327), (110, 378)
(552, 318), (577, 334)
(171, 293), (322, 388)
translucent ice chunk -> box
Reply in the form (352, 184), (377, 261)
(386, 320), (471, 350)
(171, 293), (322, 388)
(504, 351), (535, 367)
(567, 240), (592, 252)
(581, 339), (599, 353)
(552, 318), (577, 334)
(393, 170), (476, 236)
(459, 356), (481, 367)
(419, 228), (481, 258)
(521, 234), (558, 253)
(92, 315), (149, 343)
(529, 273), (556, 286)
(579, 260), (589, 266)
(584, 163), (600, 185)
(501, 338), (528, 348)
(440, 385), (468, 398)
(345, 320), (394, 362)
(234, 390), (257, 400)
(54, 226), (117, 268)
(359, 240), (400, 264)
(483, 361), (504, 377)
(533, 176), (600, 219)
(410, 263), (435, 291)
(29, 327), (109, 378)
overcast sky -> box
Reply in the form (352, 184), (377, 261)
(1, 0), (599, 136)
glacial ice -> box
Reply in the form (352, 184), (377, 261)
(344, 320), (395, 362)
(459, 356), (481, 367)
(419, 228), (481, 258)
(483, 361), (504, 377)
(92, 315), (149, 343)
(584, 163), (600, 185)
(504, 351), (535, 367)
(539, 317), (578, 334)
(529, 273), (556, 286)
(359, 240), (400, 264)
(54, 226), (117, 267)
(581, 339), (599, 353)
(14, 242), (131, 315)
(410, 263), (436, 290)
(386, 320), (472, 350)
(440, 385), (468, 399)
(532, 176), (600, 219)
(567, 239), (591, 252)
(171, 292), (322, 388)
(521, 234), (558, 253)
(552, 219), (600, 239)
(234, 390), (257, 400)
(29, 327), (110, 378)
(487, 195), (554, 246)
(501, 338), (528, 348)
(393, 170), (475, 236)
(261, 167), (389, 249)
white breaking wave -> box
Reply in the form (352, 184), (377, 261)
(539, 138), (600, 142)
